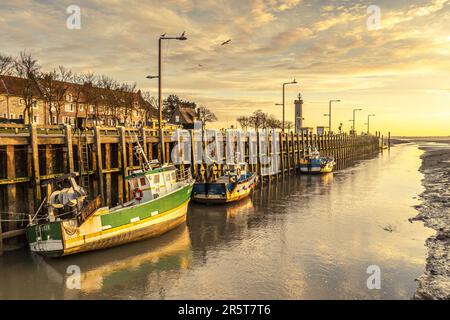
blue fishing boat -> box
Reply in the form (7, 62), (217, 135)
(299, 147), (336, 174)
(192, 163), (257, 204)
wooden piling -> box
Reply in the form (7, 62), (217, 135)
(118, 127), (128, 204)
(30, 124), (41, 210)
(65, 125), (74, 173)
(94, 127), (105, 206)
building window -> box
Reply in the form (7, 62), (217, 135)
(65, 103), (75, 112)
(89, 105), (94, 112)
(19, 114), (23, 120)
(66, 94), (73, 102)
(79, 104), (84, 111)
(32, 101), (38, 109)
(53, 116), (57, 124)
(175, 115), (180, 122)
(33, 115), (38, 123)
(10, 114), (15, 119)
(19, 99), (24, 106)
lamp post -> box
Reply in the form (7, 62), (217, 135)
(282, 79), (297, 132)
(366, 114), (375, 134)
(156, 32), (187, 163)
(325, 99), (340, 133)
(352, 108), (363, 135)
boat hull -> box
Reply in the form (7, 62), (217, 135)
(193, 174), (257, 204)
(26, 183), (194, 257)
(299, 159), (335, 174)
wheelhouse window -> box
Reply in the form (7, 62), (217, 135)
(153, 174), (160, 184)
(140, 177), (147, 186)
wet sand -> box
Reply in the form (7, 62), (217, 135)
(409, 140), (450, 299)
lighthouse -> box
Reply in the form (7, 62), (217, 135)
(294, 93), (304, 134)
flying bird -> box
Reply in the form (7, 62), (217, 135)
(198, 64), (204, 67)
(181, 31), (186, 37)
(221, 39), (231, 46)
(161, 33), (166, 37)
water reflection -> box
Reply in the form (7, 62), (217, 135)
(0, 145), (433, 300)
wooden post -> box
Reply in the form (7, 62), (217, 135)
(118, 127), (128, 204)
(140, 127), (148, 159)
(388, 132), (391, 149)
(94, 126), (105, 206)
(279, 132), (285, 176)
(30, 124), (41, 210)
(190, 129), (198, 177)
(105, 143), (111, 206)
(6, 145), (17, 236)
(65, 125), (74, 173)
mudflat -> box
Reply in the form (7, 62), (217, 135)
(409, 139), (450, 299)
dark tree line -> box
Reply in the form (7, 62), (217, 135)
(237, 109), (292, 131)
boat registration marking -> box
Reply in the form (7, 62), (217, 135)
(130, 217), (140, 223)
(102, 225), (112, 230)
(151, 211), (159, 217)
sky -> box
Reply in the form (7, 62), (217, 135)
(0, 0), (449, 136)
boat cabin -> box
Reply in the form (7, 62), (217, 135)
(126, 165), (178, 203)
(223, 163), (249, 181)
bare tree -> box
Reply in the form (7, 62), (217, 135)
(249, 109), (268, 132)
(236, 116), (250, 131)
(0, 53), (14, 76)
(120, 83), (137, 126)
(198, 105), (217, 131)
(81, 73), (99, 127)
(51, 66), (72, 124)
(70, 73), (86, 128)
(265, 115), (282, 130)
(97, 75), (121, 126)
(14, 51), (41, 123)
(141, 91), (158, 126)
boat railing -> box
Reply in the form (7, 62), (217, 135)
(176, 167), (193, 183)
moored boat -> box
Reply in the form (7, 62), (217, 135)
(192, 163), (257, 204)
(26, 154), (194, 257)
(299, 147), (336, 174)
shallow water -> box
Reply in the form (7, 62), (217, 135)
(0, 144), (433, 300)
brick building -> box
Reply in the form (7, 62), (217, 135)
(0, 75), (158, 128)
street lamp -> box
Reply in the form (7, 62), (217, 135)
(156, 32), (187, 163)
(282, 79), (298, 132)
(366, 114), (375, 134)
(325, 99), (341, 133)
(352, 108), (363, 135)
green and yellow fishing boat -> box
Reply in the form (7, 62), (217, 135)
(26, 157), (194, 257)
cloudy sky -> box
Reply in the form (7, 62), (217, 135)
(0, 0), (449, 135)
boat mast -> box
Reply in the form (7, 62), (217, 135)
(133, 132), (153, 171)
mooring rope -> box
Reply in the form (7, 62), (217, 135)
(0, 208), (78, 223)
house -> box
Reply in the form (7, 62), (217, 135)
(0, 75), (159, 128)
(168, 106), (198, 129)
(0, 75), (45, 124)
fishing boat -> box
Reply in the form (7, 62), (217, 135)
(26, 143), (195, 258)
(192, 163), (257, 204)
(299, 147), (336, 174)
